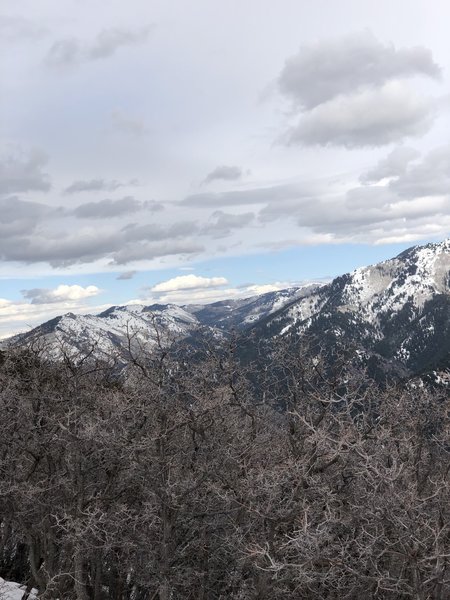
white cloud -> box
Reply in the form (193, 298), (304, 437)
(0, 285), (104, 338)
(146, 280), (298, 306)
(151, 274), (228, 293)
(22, 284), (101, 304)
(244, 283), (286, 295)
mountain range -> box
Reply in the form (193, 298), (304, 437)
(6, 239), (450, 382)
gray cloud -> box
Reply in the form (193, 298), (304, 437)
(256, 146), (450, 243)
(116, 270), (136, 280)
(258, 197), (313, 222)
(0, 204), (201, 265)
(0, 196), (56, 238)
(145, 200), (165, 213)
(360, 145), (450, 199)
(183, 183), (313, 207)
(282, 82), (433, 148)
(276, 32), (440, 148)
(88, 27), (153, 60)
(294, 191), (450, 238)
(204, 165), (243, 184)
(45, 26), (153, 69)
(389, 145), (450, 197)
(112, 240), (204, 265)
(73, 196), (144, 219)
(278, 31), (440, 110)
(0, 149), (50, 195)
(0, 230), (121, 267)
(22, 287), (62, 303)
(64, 178), (139, 194)
(203, 210), (254, 236)
(110, 110), (148, 136)
(0, 16), (48, 41)
(0, 196), (51, 224)
(360, 147), (420, 183)
(73, 198), (163, 219)
(4, 235), (95, 268)
(345, 185), (399, 210)
(122, 221), (198, 242)
(45, 38), (81, 69)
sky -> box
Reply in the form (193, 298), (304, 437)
(1, 0), (449, 337)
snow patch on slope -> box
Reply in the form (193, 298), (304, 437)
(0, 579), (38, 600)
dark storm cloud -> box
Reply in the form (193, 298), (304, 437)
(278, 31), (441, 110)
(204, 165), (243, 184)
(0, 149), (50, 195)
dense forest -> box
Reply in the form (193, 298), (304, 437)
(0, 333), (448, 599)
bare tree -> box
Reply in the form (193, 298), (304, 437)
(0, 333), (448, 599)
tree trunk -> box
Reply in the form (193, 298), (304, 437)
(74, 547), (90, 600)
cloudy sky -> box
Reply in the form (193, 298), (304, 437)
(1, 0), (449, 337)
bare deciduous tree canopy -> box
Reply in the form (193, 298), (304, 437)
(0, 334), (448, 599)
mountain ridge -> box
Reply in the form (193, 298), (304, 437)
(5, 239), (449, 379)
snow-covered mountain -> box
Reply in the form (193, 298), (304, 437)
(187, 284), (322, 330)
(7, 286), (313, 361)
(251, 239), (449, 376)
(6, 239), (449, 377)
(8, 303), (200, 362)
